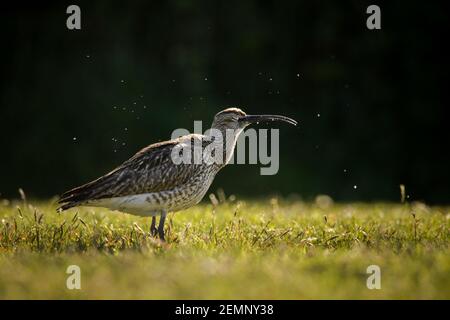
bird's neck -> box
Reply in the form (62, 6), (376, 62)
(206, 127), (243, 167)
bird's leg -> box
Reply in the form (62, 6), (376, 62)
(158, 210), (167, 241)
(150, 216), (157, 237)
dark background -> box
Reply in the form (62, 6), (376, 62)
(0, 1), (448, 203)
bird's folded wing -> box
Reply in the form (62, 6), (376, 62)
(58, 137), (206, 205)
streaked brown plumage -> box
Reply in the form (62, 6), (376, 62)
(58, 107), (297, 240)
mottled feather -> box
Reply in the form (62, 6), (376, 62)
(58, 134), (214, 210)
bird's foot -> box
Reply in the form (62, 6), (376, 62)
(158, 227), (165, 242)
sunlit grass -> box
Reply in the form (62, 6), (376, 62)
(0, 197), (448, 299)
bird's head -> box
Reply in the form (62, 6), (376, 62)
(209, 107), (297, 166)
(211, 107), (297, 132)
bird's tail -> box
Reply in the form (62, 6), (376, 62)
(57, 171), (119, 212)
(57, 201), (80, 212)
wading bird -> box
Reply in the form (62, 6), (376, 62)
(58, 108), (297, 240)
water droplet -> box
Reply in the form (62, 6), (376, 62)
(296, 73), (300, 78)
(143, 105), (147, 109)
(86, 55), (90, 58)
(317, 113), (321, 118)
(269, 77), (273, 81)
(120, 80), (125, 83)
(73, 137), (77, 141)
(353, 185), (358, 189)
(343, 169), (347, 173)
(124, 128), (128, 131)
(204, 77), (208, 81)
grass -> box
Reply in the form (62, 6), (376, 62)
(0, 196), (448, 299)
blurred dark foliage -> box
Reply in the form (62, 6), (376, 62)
(0, 1), (448, 203)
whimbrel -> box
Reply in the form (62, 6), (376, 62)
(58, 108), (297, 240)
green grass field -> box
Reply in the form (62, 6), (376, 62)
(0, 197), (448, 299)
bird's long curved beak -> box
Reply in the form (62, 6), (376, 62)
(239, 114), (298, 126)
